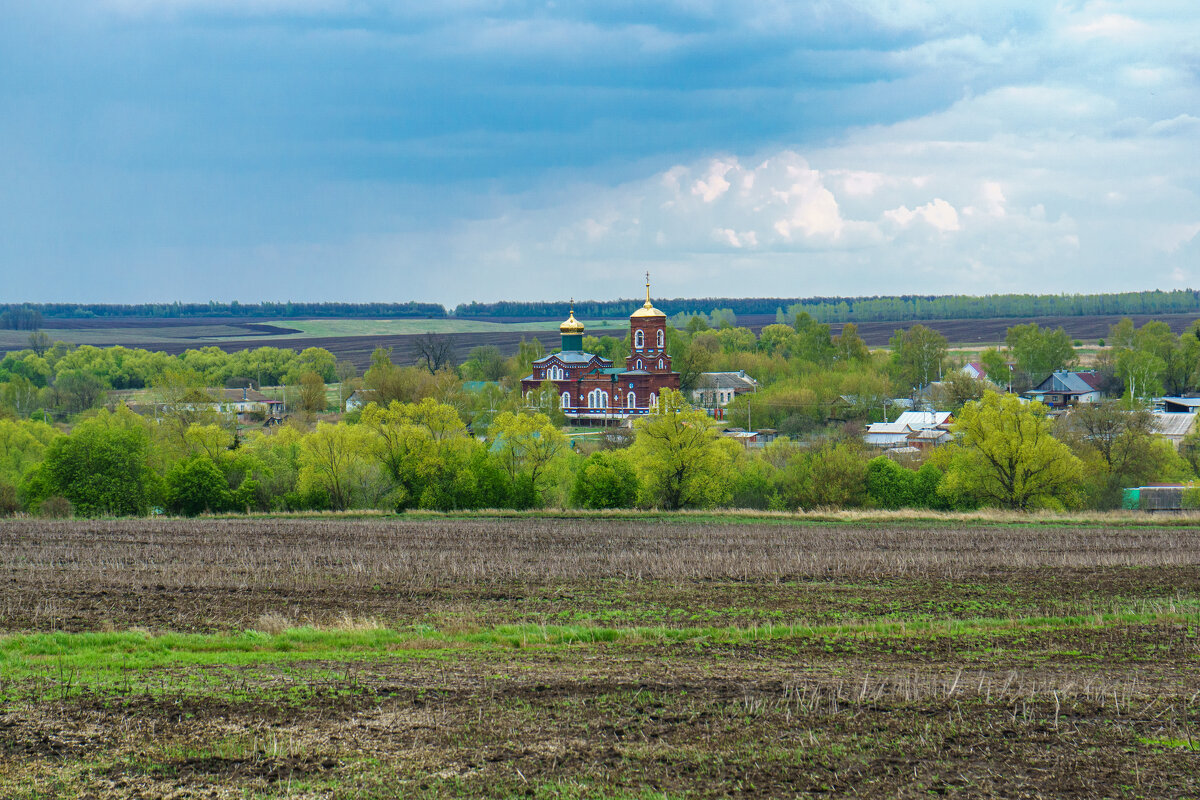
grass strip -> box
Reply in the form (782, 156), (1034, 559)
(178, 507), (1200, 530)
(0, 609), (1195, 679)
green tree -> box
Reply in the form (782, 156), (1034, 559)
(943, 392), (1083, 510)
(298, 422), (376, 511)
(461, 345), (508, 382)
(1005, 323), (1076, 387)
(776, 442), (869, 509)
(360, 398), (486, 510)
(665, 329), (712, 394)
(571, 451), (640, 508)
(979, 347), (1011, 389)
(298, 370), (328, 414)
(165, 456), (232, 516)
(1115, 348), (1164, 404)
(628, 390), (734, 509)
(526, 380), (568, 427)
(792, 312), (835, 366)
(866, 456), (915, 509)
(491, 411), (568, 507)
(50, 370), (108, 416)
(34, 409), (161, 516)
(832, 322), (870, 363)
(889, 324), (947, 390)
(1056, 402), (1191, 508)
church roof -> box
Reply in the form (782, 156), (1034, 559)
(533, 351), (608, 365)
(631, 273), (665, 318)
(559, 300), (585, 333)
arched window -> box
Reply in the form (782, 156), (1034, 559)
(649, 393), (658, 408)
(634, 330), (644, 349)
(636, 359), (643, 370)
(658, 358), (664, 370)
(561, 392), (570, 409)
(627, 392), (636, 409)
(656, 329), (664, 348)
(588, 389), (609, 409)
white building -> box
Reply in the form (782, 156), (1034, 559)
(692, 371), (759, 409)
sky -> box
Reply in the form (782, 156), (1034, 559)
(1, 1), (1198, 307)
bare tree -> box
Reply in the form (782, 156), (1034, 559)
(412, 333), (455, 375)
(28, 330), (51, 357)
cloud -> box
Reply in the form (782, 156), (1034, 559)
(885, 199), (960, 232)
(3, 1), (1200, 304)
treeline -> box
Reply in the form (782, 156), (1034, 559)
(2, 389), (1194, 519)
(0, 301), (445, 324)
(457, 290), (1200, 321)
(5, 289), (1199, 326)
(3, 309), (1200, 519)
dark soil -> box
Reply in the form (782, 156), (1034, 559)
(0, 517), (1197, 798)
(23, 312), (1199, 370)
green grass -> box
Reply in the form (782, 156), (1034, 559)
(3, 609), (1195, 692)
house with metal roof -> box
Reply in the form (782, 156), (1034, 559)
(864, 410), (954, 449)
(692, 371), (759, 409)
(1150, 412), (1196, 447)
(1023, 370), (1103, 409)
(1156, 396), (1200, 414)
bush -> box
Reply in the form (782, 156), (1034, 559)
(165, 457), (232, 516)
(40, 495), (73, 518)
(571, 451), (640, 509)
(0, 482), (19, 516)
(41, 411), (161, 516)
(866, 456), (914, 509)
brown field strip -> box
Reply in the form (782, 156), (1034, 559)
(0, 517), (1197, 799)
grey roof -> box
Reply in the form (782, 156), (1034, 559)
(1152, 412), (1196, 437)
(1030, 371), (1103, 395)
(1160, 397), (1200, 410)
(533, 351), (611, 366)
(697, 371), (759, 390)
(894, 411), (952, 429)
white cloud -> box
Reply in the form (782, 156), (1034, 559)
(1068, 13), (1150, 40)
(884, 198), (960, 232)
(692, 160), (733, 203)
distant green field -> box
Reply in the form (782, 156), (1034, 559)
(283, 319), (625, 337)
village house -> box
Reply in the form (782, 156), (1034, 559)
(1023, 370), (1103, 409)
(214, 387), (285, 418)
(1150, 412), (1196, 448)
(864, 410), (953, 451)
(692, 370), (759, 410)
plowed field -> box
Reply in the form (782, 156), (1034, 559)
(0, 516), (1197, 798)
(7, 312), (1199, 370)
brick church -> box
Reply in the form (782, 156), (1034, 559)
(521, 276), (681, 420)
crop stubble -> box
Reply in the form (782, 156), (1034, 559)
(0, 517), (1197, 798)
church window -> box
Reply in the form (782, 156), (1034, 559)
(561, 392), (570, 409)
(657, 329), (664, 348)
(635, 330), (644, 349)
(627, 392), (636, 409)
(658, 358), (664, 370)
(636, 359), (643, 370)
(649, 393), (657, 407)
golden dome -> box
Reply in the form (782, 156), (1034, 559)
(560, 301), (585, 334)
(631, 272), (665, 318)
